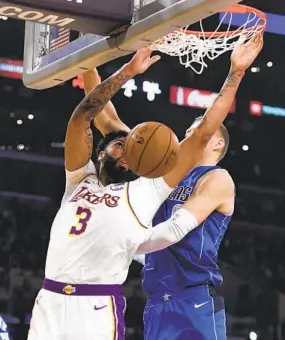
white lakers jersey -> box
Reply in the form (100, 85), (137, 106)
(45, 161), (173, 284)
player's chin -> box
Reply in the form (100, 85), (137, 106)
(117, 164), (129, 172)
(117, 167), (138, 181)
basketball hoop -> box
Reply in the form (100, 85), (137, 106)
(149, 4), (267, 74)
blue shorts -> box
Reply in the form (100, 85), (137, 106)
(143, 285), (226, 340)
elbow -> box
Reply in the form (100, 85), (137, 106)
(201, 134), (212, 144)
(69, 109), (90, 128)
(194, 132), (212, 146)
(68, 118), (83, 130)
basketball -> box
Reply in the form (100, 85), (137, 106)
(124, 122), (179, 178)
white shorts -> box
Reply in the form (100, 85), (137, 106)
(28, 287), (126, 340)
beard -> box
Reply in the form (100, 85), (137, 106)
(103, 153), (138, 184)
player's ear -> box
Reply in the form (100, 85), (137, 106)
(213, 138), (224, 152)
(97, 151), (105, 162)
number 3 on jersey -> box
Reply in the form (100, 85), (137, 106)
(69, 206), (92, 237)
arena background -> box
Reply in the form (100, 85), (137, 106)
(0, 0), (285, 339)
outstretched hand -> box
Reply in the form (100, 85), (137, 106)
(126, 47), (161, 76)
(231, 33), (264, 72)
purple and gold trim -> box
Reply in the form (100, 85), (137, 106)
(126, 183), (147, 229)
(43, 278), (126, 339)
(109, 295), (126, 340)
(109, 297), (116, 340)
(42, 278), (122, 296)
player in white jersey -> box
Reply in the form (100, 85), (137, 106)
(28, 47), (239, 340)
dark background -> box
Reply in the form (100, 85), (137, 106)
(1, 0), (285, 339)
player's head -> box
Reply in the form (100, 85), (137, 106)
(96, 130), (138, 184)
(185, 116), (229, 163)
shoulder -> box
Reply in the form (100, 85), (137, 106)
(65, 160), (97, 185)
(204, 168), (234, 183)
(196, 168), (235, 194)
(128, 176), (173, 193)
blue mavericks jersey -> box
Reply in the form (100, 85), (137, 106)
(142, 166), (232, 296)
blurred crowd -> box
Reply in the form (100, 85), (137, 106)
(0, 197), (52, 339)
(1, 193), (285, 340)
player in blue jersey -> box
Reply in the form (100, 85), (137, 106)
(141, 122), (234, 340)
(81, 35), (263, 339)
(138, 35), (263, 340)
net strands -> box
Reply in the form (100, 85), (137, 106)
(149, 5), (266, 74)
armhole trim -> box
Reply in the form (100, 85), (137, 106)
(126, 182), (147, 230)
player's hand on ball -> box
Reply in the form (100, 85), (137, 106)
(230, 32), (263, 72)
(126, 47), (161, 76)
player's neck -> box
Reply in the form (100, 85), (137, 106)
(194, 154), (218, 167)
(99, 168), (125, 186)
(98, 169), (111, 186)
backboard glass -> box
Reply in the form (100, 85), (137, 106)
(22, 0), (242, 90)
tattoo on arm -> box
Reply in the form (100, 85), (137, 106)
(225, 71), (244, 87)
(217, 72), (244, 100)
(75, 71), (132, 123)
(197, 70), (244, 131)
(84, 127), (93, 159)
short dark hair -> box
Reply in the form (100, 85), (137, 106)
(95, 130), (129, 159)
(218, 124), (230, 161)
(194, 116), (229, 161)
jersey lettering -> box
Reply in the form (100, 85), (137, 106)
(70, 187), (120, 207)
(168, 185), (193, 202)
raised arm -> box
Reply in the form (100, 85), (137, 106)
(136, 169), (234, 255)
(82, 69), (130, 136)
(164, 33), (263, 188)
(65, 48), (160, 171)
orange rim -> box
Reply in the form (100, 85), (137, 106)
(183, 4), (267, 38)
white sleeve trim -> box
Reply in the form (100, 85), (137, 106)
(62, 160), (98, 204)
(65, 160), (97, 188)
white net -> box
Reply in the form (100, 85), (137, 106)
(150, 8), (266, 74)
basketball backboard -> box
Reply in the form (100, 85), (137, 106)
(20, 0), (242, 90)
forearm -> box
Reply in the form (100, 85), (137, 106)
(82, 69), (120, 121)
(136, 209), (198, 255)
(164, 69), (245, 188)
(71, 64), (135, 126)
(196, 69), (244, 139)
(82, 69), (101, 95)
(82, 69), (130, 135)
